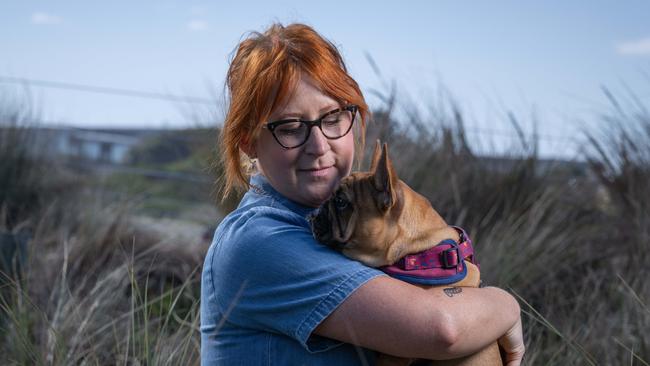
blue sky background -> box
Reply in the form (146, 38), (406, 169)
(1, 1), (649, 158)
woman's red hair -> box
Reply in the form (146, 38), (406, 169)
(219, 23), (369, 199)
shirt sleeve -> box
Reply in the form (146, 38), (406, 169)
(205, 206), (385, 352)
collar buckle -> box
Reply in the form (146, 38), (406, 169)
(441, 244), (461, 269)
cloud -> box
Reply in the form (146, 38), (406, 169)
(31, 12), (63, 25)
(187, 19), (209, 32)
(616, 37), (650, 56)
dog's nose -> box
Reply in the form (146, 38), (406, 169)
(309, 207), (347, 252)
(307, 207), (322, 223)
(328, 240), (346, 251)
(309, 209), (329, 238)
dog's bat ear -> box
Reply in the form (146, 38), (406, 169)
(373, 143), (398, 210)
(369, 139), (382, 172)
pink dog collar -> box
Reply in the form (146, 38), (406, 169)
(380, 226), (478, 286)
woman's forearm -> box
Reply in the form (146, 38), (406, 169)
(315, 277), (521, 360)
(423, 285), (520, 359)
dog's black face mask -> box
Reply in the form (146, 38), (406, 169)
(308, 207), (333, 245)
(309, 189), (355, 251)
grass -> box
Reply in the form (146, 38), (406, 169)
(365, 85), (650, 364)
(0, 195), (203, 365)
(1, 94), (204, 364)
(1, 82), (649, 364)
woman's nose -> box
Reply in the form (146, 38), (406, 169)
(304, 126), (330, 155)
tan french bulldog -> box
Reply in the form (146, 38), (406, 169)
(310, 141), (502, 366)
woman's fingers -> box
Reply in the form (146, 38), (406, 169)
(499, 316), (525, 366)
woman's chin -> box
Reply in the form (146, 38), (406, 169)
(299, 183), (338, 207)
(299, 192), (328, 208)
(296, 172), (342, 204)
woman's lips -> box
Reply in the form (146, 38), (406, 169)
(300, 166), (333, 178)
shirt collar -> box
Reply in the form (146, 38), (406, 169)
(249, 174), (319, 218)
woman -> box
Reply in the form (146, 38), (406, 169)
(201, 23), (524, 365)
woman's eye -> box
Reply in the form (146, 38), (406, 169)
(276, 123), (303, 136)
(277, 128), (300, 136)
(323, 116), (341, 126)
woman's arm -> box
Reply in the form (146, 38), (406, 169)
(314, 276), (524, 362)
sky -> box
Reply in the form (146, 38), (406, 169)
(1, 0), (649, 158)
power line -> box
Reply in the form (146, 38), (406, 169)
(0, 75), (581, 143)
(0, 76), (216, 105)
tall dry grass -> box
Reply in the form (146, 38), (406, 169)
(365, 86), (649, 364)
(1, 81), (648, 365)
(1, 95), (203, 365)
(0, 182), (204, 365)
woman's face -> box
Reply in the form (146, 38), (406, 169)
(251, 76), (355, 207)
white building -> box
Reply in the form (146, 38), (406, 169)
(29, 127), (148, 164)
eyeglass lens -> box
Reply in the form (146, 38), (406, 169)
(273, 109), (354, 148)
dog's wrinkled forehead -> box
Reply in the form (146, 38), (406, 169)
(333, 175), (364, 201)
(329, 181), (354, 208)
(341, 172), (372, 188)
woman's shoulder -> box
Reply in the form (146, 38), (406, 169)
(212, 200), (312, 253)
(221, 200), (309, 232)
(205, 199), (343, 288)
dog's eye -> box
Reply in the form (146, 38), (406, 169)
(334, 196), (349, 210)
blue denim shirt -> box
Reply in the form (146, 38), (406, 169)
(201, 174), (385, 365)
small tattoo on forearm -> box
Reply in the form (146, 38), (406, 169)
(444, 287), (462, 297)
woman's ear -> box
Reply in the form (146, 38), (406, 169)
(240, 136), (257, 158)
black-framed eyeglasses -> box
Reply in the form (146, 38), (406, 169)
(263, 105), (358, 149)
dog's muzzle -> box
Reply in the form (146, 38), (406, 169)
(308, 208), (329, 238)
(309, 207), (346, 250)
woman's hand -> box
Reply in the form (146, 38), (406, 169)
(498, 316), (525, 366)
